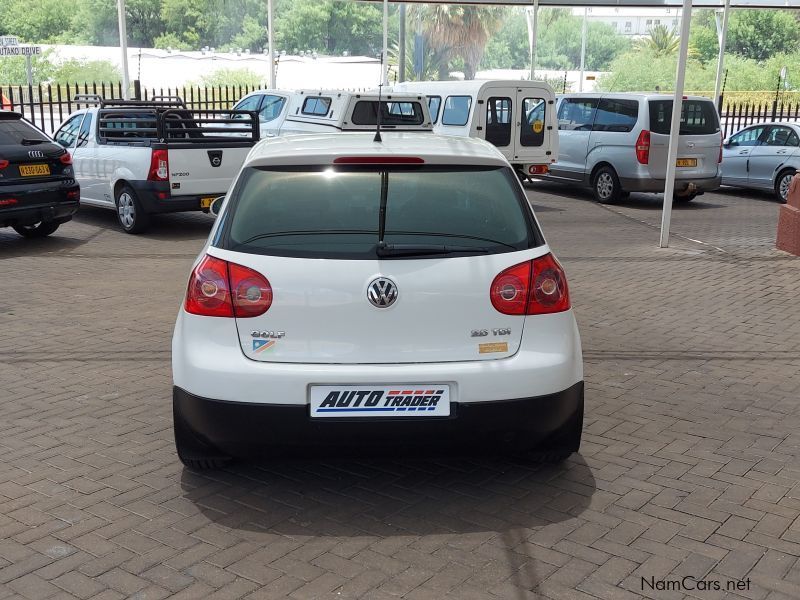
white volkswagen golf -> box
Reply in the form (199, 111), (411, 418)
(171, 132), (583, 469)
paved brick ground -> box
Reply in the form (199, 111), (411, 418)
(1, 185), (799, 600)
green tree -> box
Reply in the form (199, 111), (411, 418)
(0, 52), (56, 85)
(195, 67), (264, 87)
(52, 59), (121, 83)
(689, 13), (720, 64)
(276, 0), (387, 56)
(536, 13), (629, 71)
(126, 0), (165, 47)
(634, 25), (681, 57)
(414, 5), (506, 80)
(482, 9), (530, 70)
(727, 10), (800, 61)
(0, 0), (75, 43)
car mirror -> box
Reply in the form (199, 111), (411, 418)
(722, 138), (731, 147)
(209, 195), (225, 217)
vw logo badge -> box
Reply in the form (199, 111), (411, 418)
(367, 277), (398, 308)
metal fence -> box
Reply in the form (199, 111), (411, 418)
(0, 80), (263, 134)
(718, 96), (800, 138)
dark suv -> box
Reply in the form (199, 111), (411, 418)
(0, 111), (79, 237)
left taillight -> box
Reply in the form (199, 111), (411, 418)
(490, 253), (570, 316)
(0, 158), (8, 169)
(185, 255), (272, 318)
(59, 151), (72, 165)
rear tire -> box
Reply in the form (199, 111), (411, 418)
(12, 221), (60, 238)
(592, 166), (622, 204)
(173, 401), (232, 470)
(775, 169), (796, 204)
(115, 185), (150, 234)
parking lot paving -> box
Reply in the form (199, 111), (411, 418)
(1, 186), (799, 600)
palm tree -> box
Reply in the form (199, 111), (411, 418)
(410, 5), (507, 80)
(635, 24), (680, 57)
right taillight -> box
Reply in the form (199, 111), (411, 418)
(148, 148), (169, 181)
(185, 255), (272, 318)
(636, 129), (650, 165)
(0, 158), (8, 170)
(718, 132), (723, 163)
(490, 254), (570, 316)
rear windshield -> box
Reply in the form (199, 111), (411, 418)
(649, 100), (720, 135)
(0, 118), (49, 145)
(219, 166), (541, 259)
(350, 101), (425, 126)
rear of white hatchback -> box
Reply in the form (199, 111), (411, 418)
(172, 133), (583, 469)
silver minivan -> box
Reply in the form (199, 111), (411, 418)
(544, 93), (722, 203)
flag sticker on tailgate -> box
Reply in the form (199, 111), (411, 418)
(310, 385), (450, 417)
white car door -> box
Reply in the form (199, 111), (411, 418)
(54, 113), (95, 198)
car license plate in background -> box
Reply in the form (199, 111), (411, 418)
(200, 196), (215, 208)
(676, 158), (697, 167)
(310, 385), (451, 418)
(19, 164), (50, 177)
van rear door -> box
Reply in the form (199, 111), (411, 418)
(647, 98), (721, 181)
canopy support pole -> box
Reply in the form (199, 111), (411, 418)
(399, 4), (407, 82)
(117, 0), (130, 99)
(382, 0), (389, 85)
(659, 0), (693, 249)
(713, 0), (730, 105)
(579, 7), (587, 92)
(527, 0), (539, 80)
(267, 0), (275, 88)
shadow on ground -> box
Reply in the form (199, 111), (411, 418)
(180, 453), (596, 537)
(0, 228), (93, 258)
(527, 180), (726, 211)
(74, 206), (214, 241)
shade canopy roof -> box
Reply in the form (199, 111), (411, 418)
(371, 0), (800, 7)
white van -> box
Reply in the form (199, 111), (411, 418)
(391, 80), (558, 178)
(230, 90), (433, 138)
(545, 93), (722, 203)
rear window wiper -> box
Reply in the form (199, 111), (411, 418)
(21, 138), (47, 145)
(376, 244), (489, 257)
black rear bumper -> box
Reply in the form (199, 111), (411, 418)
(0, 182), (79, 228)
(173, 382), (584, 456)
(128, 180), (220, 214)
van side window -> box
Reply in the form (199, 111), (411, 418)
(594, 99), (638, 132)
(428, 96), (442, 124)
(441, 95), (472, 126)
(557, 98), (598, 131)
(485, 97), (512, 147)
(302, 97), (332, 116)
(520, 98), (546, 147)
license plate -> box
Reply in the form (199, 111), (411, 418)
(200, 196), (215, 208)
(19, 164), (50, 177)
(676, 158), (697, 167)
(310, 385), (451, 418)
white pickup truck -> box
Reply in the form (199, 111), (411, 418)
(53, 96), (260, 233)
